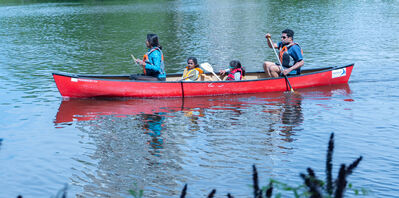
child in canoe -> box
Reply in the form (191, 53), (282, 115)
(219, 60), (246, 81)
(182, 57), (204, 81)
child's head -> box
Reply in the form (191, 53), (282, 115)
(229, 60), (242, 69)
(187, 57), (198, 69)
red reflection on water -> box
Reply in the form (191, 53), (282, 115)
(344, 99), (354, 102)
(54, 83), (352, 125)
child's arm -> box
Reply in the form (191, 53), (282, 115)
(219, 68), (230, 75)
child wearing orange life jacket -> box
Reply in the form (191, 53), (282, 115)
(182, 57), (204, 81)
(219, 60), (246, 81)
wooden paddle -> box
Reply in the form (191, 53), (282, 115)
(131, 54), (146, 75)
(200, 63), (222, 81)
(266, 36), (294, 92)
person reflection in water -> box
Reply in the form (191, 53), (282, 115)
(142, 113), (165, 156)
(264, 93), (303, 143)
(183, 108), (205, 127)
(280, 93), (303, 142)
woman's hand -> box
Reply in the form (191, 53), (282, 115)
(136, 59), (146, 66)
(219, 70), (226, 75)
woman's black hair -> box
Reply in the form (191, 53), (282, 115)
(147, 33), (162, 49)
(187, 57), (199, 67)
(229, 60), (245, 76)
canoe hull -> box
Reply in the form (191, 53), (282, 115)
(53, 64), (354, 98)
(53, 75), (183, 98)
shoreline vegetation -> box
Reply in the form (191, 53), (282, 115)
(17, 133), (366, 198)
(146, 133), (366, 198)
(175, 133), (366, 198)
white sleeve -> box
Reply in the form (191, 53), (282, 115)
(234, 72), (241, 81)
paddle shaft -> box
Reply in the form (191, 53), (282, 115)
(211, 71), (222, 81)
(267, 37), (294, 92)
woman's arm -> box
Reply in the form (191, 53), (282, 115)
(145, 50), (162, 71)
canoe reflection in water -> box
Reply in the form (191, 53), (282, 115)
(54, 83), (352, 142)
(53, 84), (352, 197)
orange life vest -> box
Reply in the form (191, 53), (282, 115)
(278, 43), (303, 67)
(182, 67), (204, 81)
(142, 47), (164, 76)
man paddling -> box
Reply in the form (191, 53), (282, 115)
(263, 29), (304, 77)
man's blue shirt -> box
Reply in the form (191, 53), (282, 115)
(278, 42), (303, 64)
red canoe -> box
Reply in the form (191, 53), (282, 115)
(52, 64), (353, 98)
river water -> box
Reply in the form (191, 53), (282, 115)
(1, 0), (399, 197)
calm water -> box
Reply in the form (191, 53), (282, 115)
(1, 0), (399, 197)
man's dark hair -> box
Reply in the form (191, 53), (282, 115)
(282, 29), (294, 39)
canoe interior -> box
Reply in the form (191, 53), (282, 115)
(69, 66), (335, 82)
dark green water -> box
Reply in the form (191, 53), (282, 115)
(1, 0), (399, 197)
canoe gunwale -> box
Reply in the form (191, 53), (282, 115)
(52, 63), (354, 98)
(52, 64), (353, 83)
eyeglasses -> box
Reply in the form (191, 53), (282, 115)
(187, 62), (194, 65)
(281, 36), (287, 39)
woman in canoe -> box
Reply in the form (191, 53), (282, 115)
(182, 57), (204, 81)
(131, 34), (166, 81)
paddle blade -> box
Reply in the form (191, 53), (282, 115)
(200, 62), (222, 81)
(200, 62), (213, 73)
(131, 54), (137, 62)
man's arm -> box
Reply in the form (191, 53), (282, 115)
(265, 33), (278, 49)
(283, 60), (304, 75)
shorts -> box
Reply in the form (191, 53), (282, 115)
(275, 63), (300, 75)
